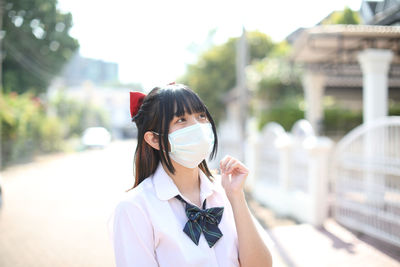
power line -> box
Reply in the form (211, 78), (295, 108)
(4, 40), (58, 82)
(10, 30), (65, 74)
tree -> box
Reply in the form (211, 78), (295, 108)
(321, 7), (360, 25)
(248, 41), (303, 103)
(2, 0), (79, 95)
(181, 31), (275, 124)
(246, 41), (304, 130)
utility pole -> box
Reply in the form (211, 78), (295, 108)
(0, 0), (4, 172)
(236, 27), (249, 161)
(214, 27), (249, 165)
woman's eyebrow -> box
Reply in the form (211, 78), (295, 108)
(173, 109), (192, 116)
(173, 113), (184, 117)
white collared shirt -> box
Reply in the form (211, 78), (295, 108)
(108, 163), (240, 267)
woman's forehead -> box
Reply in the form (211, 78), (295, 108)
(172, 102), (205, 116)
(172, 110), (204, 117)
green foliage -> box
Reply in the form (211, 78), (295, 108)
(257, 97), (365, 134)
(321, 7), (360, 25)
(322, 101), (400, 136)
(389, 100), (400, 116)
(257, 98), (400, 137)
(36, 114), (64, 152)
(0, 91), (50, 165)
(0, 90), (110, 168)
(47, 90), (111, 138)
(248, 43), (303, 103)
(181, 31), (275, 124)
(247, 41), (304, 131)
(322, 106), (362, 135)
(257, 97), (304, 131)
(3, 0), (79, 95)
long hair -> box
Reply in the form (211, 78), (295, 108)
(127, 84), (218, 191)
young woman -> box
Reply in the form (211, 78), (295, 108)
(109, 83), (272, 267)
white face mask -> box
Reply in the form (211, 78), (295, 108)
(168, 123), (214, 168)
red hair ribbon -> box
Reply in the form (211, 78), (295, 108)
(130, 91), (147, 119)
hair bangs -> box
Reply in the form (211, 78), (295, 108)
(172, 88), (207, 117)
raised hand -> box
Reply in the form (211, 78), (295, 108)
(219, 155), (249, 200)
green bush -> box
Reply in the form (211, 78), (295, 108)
(0, 90), (111, 168)
(48, 90), (111, 138)
(323, 107), (362, 135)
(389, 101), (400, 116)
(258, 97), (400, 136)
(0, 91), (48, 165)
(258, 97), (304, 131)
(37, 115), (64, 152)
(322, 101), (400, 135)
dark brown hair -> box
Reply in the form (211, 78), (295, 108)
(127, 84), (218, 190)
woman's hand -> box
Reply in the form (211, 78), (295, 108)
(219, 155), (249, 200)
(220, 156), (273, 267)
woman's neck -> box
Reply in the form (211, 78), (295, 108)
(163, 162), (201, 204)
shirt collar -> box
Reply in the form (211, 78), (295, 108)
(152, 163), (217, 202)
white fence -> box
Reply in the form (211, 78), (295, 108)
(246, 116), (400, 246)
(251, 120), (333, 226)
(333, 116), (400, 247)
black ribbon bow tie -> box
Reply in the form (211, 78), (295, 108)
(175, 195), (224, 248)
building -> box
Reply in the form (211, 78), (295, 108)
(361, 0), (400, 25)
(48, 55), (139, 140)
(61, 52), (119, 86)
(286, 1), (400, 134)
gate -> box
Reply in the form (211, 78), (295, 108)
(333, 116), (400, 247)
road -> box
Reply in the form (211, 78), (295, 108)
(0, 139), (137, 267)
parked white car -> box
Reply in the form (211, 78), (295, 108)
(81, 127), (112, 149)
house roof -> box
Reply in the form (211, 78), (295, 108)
(367, 1), (379, 14)
(290, 24), (400, 87)
(291, 24), (400, 64)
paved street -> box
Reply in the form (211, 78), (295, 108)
(0, 139), (137, 267)
(248, 187), (400, 267)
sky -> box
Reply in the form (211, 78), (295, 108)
(57, 0), (363, 90)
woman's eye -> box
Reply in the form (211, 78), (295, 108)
(176, 117), (186, 123)
(199, 113), (207, 120)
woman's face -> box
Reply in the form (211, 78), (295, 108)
(168, 111), (209, 134)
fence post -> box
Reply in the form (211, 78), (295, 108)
(305, 136), (333, 226)
(276, 135), (292, 192)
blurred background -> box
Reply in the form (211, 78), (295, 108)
(1, 0), (400, 266)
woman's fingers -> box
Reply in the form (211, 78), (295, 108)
(220, 156), (236, 174)
(227, 162), (241, 173)
(220, 155), (249, 197)
(224, 157), (236, 173)
(220, 155), (248, 175)
(219, 155), (232, 173)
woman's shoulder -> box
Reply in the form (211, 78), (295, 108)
(108, 177), (156, 238)
(114, 177), (155, 211)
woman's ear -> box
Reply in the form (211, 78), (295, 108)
(144, 131), (160, 150)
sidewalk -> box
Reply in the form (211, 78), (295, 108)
(248, 195), (400, 267)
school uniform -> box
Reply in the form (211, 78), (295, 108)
(109, 163), (240, 267)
